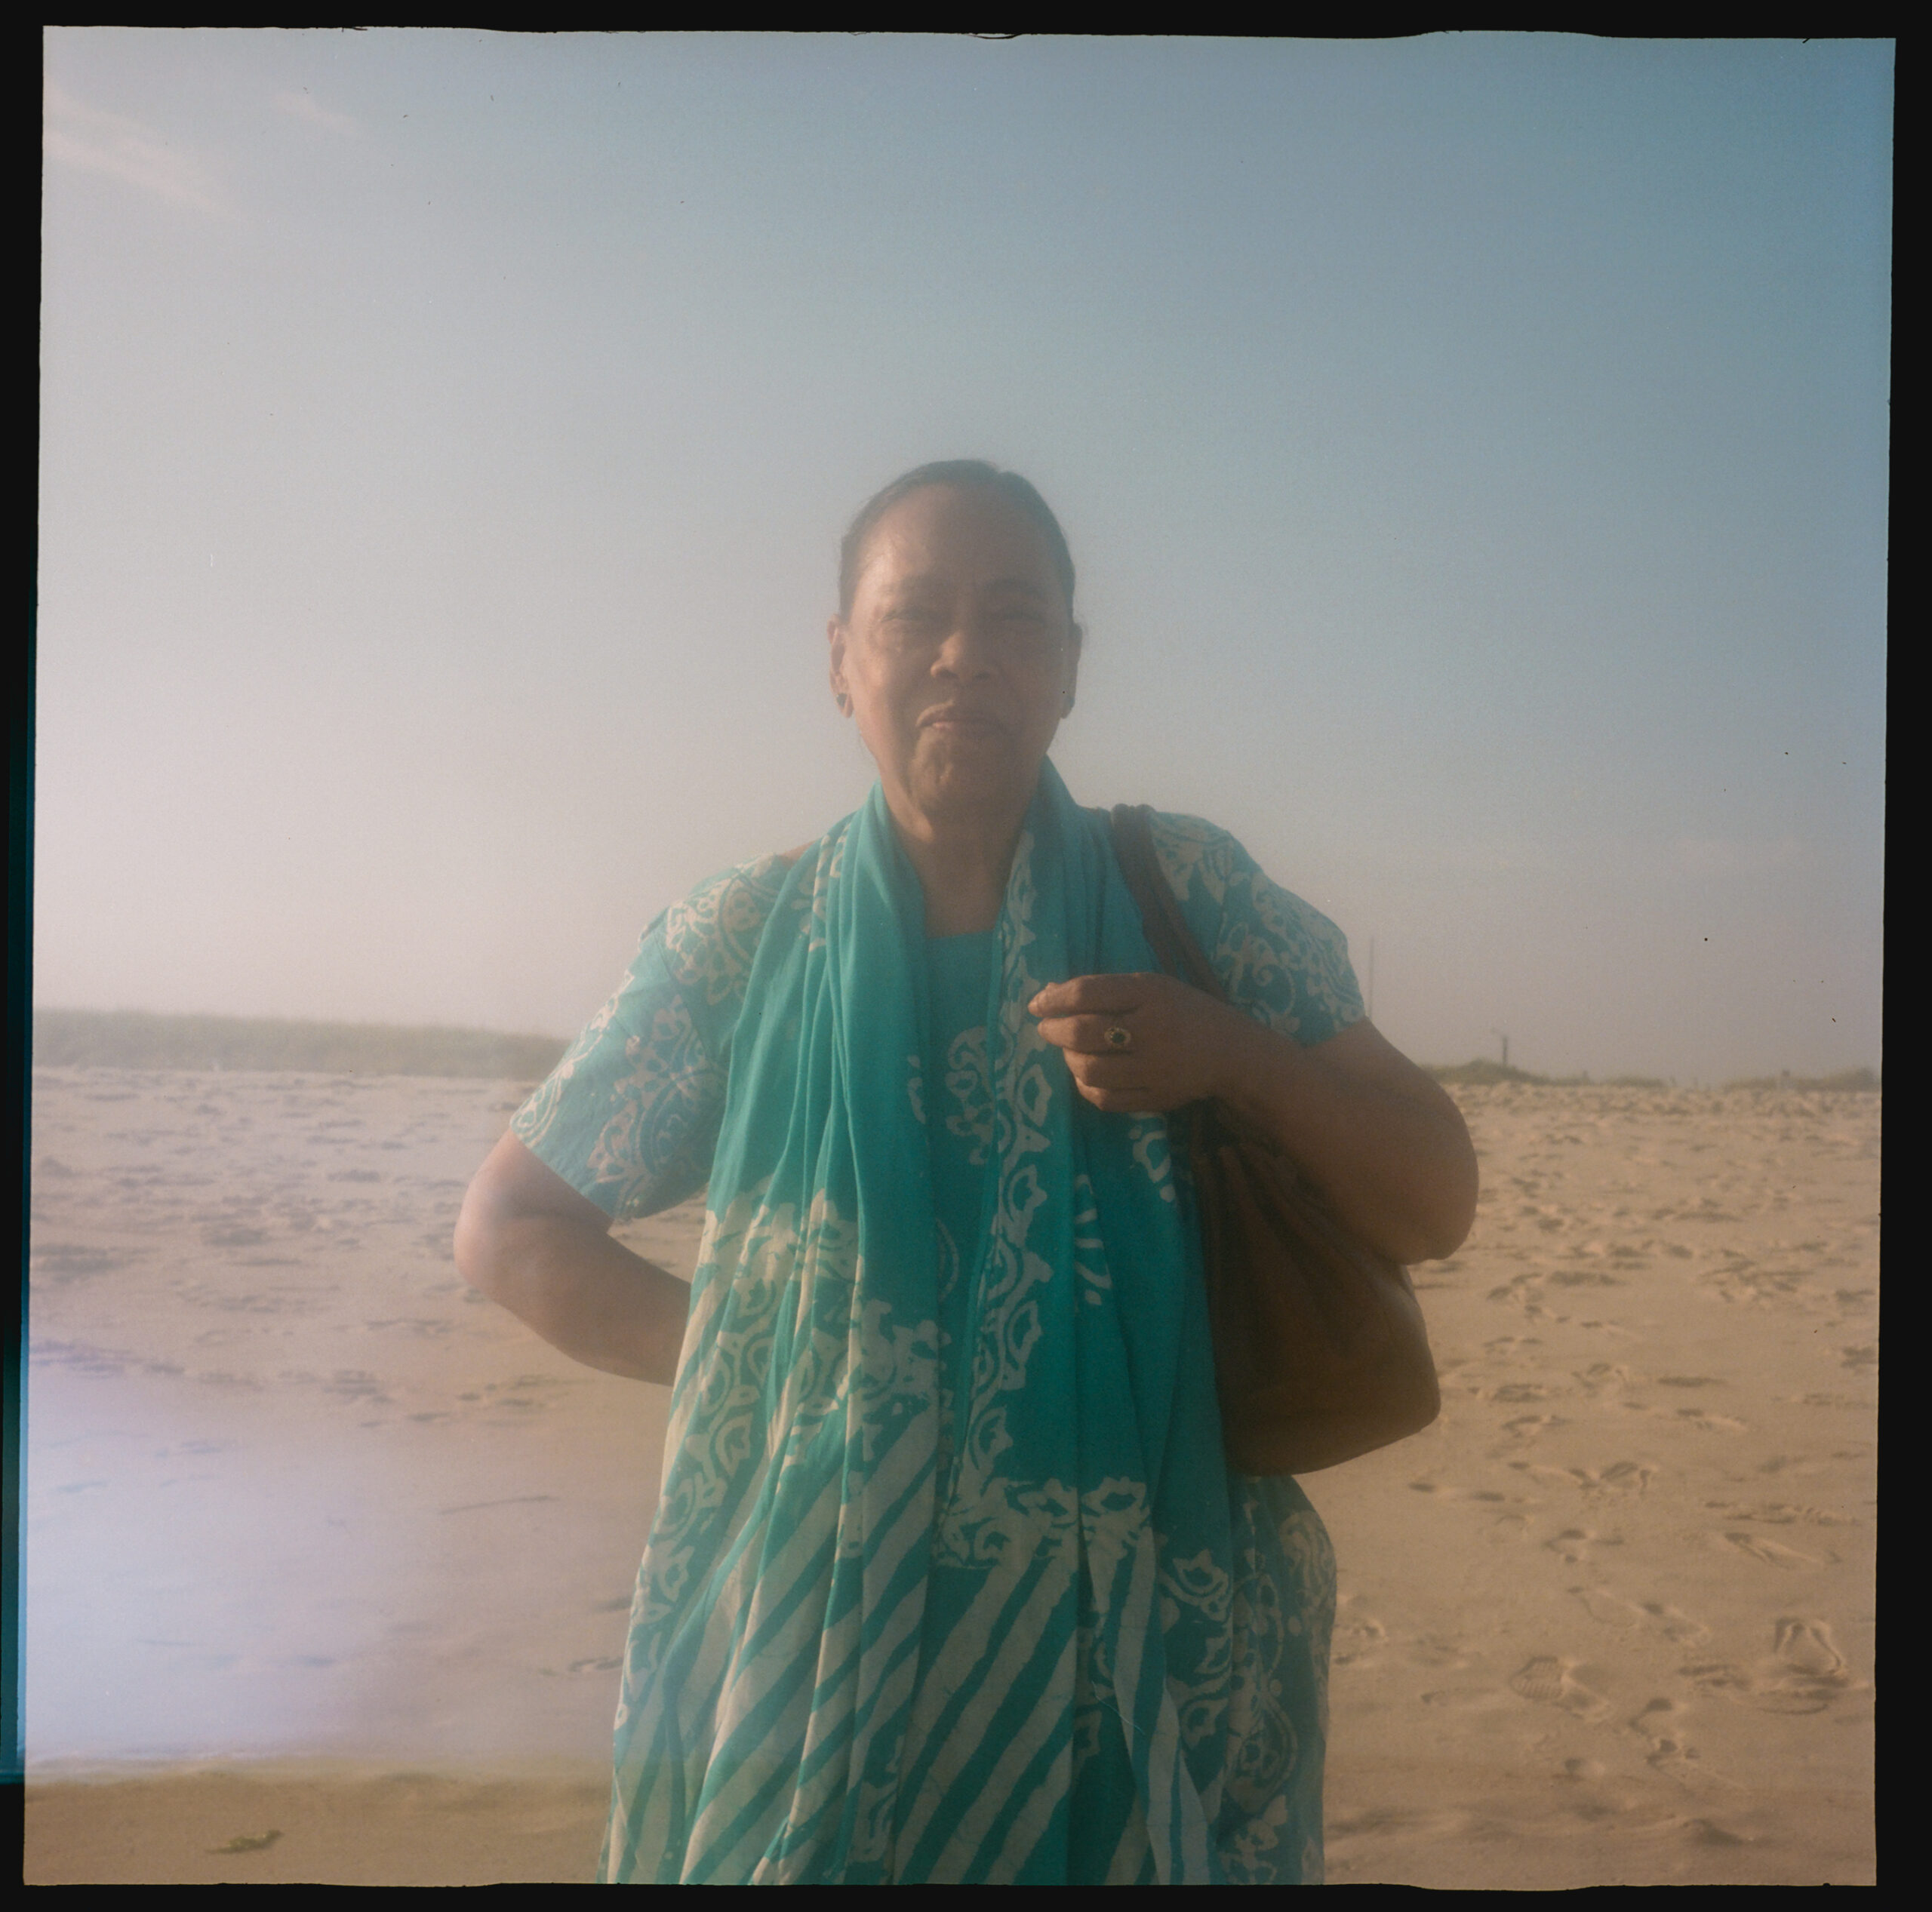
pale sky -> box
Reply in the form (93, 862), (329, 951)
(37, 31), (1890, 1083)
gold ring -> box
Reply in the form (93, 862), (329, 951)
(1104, 1024), (1132, 1051)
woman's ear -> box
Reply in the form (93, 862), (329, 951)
(827, 616), (851, 715)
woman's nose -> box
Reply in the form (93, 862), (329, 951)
(933, 619), (997, 677)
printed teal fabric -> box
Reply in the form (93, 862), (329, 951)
(921, 929), (1001, 1375)
(512, 763), (1364, 1884)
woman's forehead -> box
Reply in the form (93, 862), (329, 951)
(857, 487), (1059, 592)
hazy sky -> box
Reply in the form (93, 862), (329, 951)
(38, 31), (1890, 1082)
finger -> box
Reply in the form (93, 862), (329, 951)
(1029, 973), (1155, 1017)
(1035, 1013), (1143, 1054)
(1075, 1078), (1167, 1114)
(1065, 1051), (1151, 1090)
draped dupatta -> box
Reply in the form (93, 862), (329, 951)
(601, 761), (1330, 1885)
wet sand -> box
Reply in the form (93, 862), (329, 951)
(25, 1068), (1876, 1884)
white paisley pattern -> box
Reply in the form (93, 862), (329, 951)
(940, 1025), (995, 1162)
(512, 767), (1359, 1883)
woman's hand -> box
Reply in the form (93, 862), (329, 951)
(1030, 976), (1478, 1264)
(1029, 972), (1254, 1113)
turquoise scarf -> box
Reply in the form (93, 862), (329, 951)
(601, 761), (1329, 1884)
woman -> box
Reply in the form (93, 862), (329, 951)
(455, 461), (1477, 1885)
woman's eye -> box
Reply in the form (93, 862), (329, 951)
(995, 611), (1050, 641)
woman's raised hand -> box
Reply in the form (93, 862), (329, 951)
(1028, 973), (1254, 1114)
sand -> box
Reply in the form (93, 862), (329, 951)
(23, 1067), (1877, 1886)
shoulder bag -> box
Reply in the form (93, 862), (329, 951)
(1109, 804), (1442, 1476)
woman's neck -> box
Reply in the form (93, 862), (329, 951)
(888, 795), (1028, 936)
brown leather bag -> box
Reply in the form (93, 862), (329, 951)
(1109, 804), (1441, 1475)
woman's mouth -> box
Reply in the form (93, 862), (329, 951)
(921, 708), (1003, 736)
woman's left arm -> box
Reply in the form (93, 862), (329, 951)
(1031, 977), (1478, 1265)
(1215, 1011), (1478, 1264)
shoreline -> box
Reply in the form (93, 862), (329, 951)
(25, 1761), (615, 1887)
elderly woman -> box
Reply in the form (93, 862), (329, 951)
(456, 460), (1476, 1886)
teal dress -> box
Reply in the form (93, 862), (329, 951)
(512, 767), (1363, 1884)
(924, 930), (1001, 1439)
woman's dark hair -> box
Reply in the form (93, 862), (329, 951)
(837, 460), (1078, 622)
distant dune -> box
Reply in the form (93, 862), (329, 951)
(33, 1014), (1879, 1096)
(1426, 1060), (1668, 1089)
(1429, 1060), (1588, 1087)
(1427, 1059), (1878, 1093)
(1720, 1067), (1881, 1093)
(31, 1009), (568, 1080)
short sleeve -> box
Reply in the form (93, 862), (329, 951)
(1147, 813), (1365, 1047)
(509, 853), (794, 1218)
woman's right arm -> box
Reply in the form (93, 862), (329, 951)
(454, 1133), (692, 1385)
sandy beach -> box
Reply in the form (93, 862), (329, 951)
(24, 1066), (1876, 1886)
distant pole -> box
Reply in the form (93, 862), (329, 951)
(1493, 1028), (1509, 1069)
(1366, 938), (1375, 1023)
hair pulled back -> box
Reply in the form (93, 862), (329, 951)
(837, 460), (1078, 622)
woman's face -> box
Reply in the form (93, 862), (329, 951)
(829, 484), (1081, 832)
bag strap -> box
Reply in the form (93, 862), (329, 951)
(1109, 804), (1228, 1003)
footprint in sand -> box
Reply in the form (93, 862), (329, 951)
(1718, 1530), (1825, 1569)
(1509, 1655), (1612, 1723)
(1755, 1453), (1831, 1480)
(1331, 1599), (1389, 1668)
(1571, 1363), (1635, 1397)
(1684, 1618), (1859, 1715)
(1641, 1601), (1711, 1646)
(1666, 1407), (1749, 1433)
(1325, 1803), (1478, 1843)
(1681, 1659), (1752, 1700)
(1755, 1618), (1857, 1714)
(1420, 1686), (1516, 1714)
(1574, 1317), (1644, 1342)
(1706, 1501), (1852, 1529)
(1626, 1697), (1729, 1787)
(1544, 1527), (1623, 1564)
(1484, 1274), (1565, 1323)
(1500, 1412), (1568, 1441)
(1569, 1587), (1709, 1645)
(1523, 1461), (1655, 1497)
